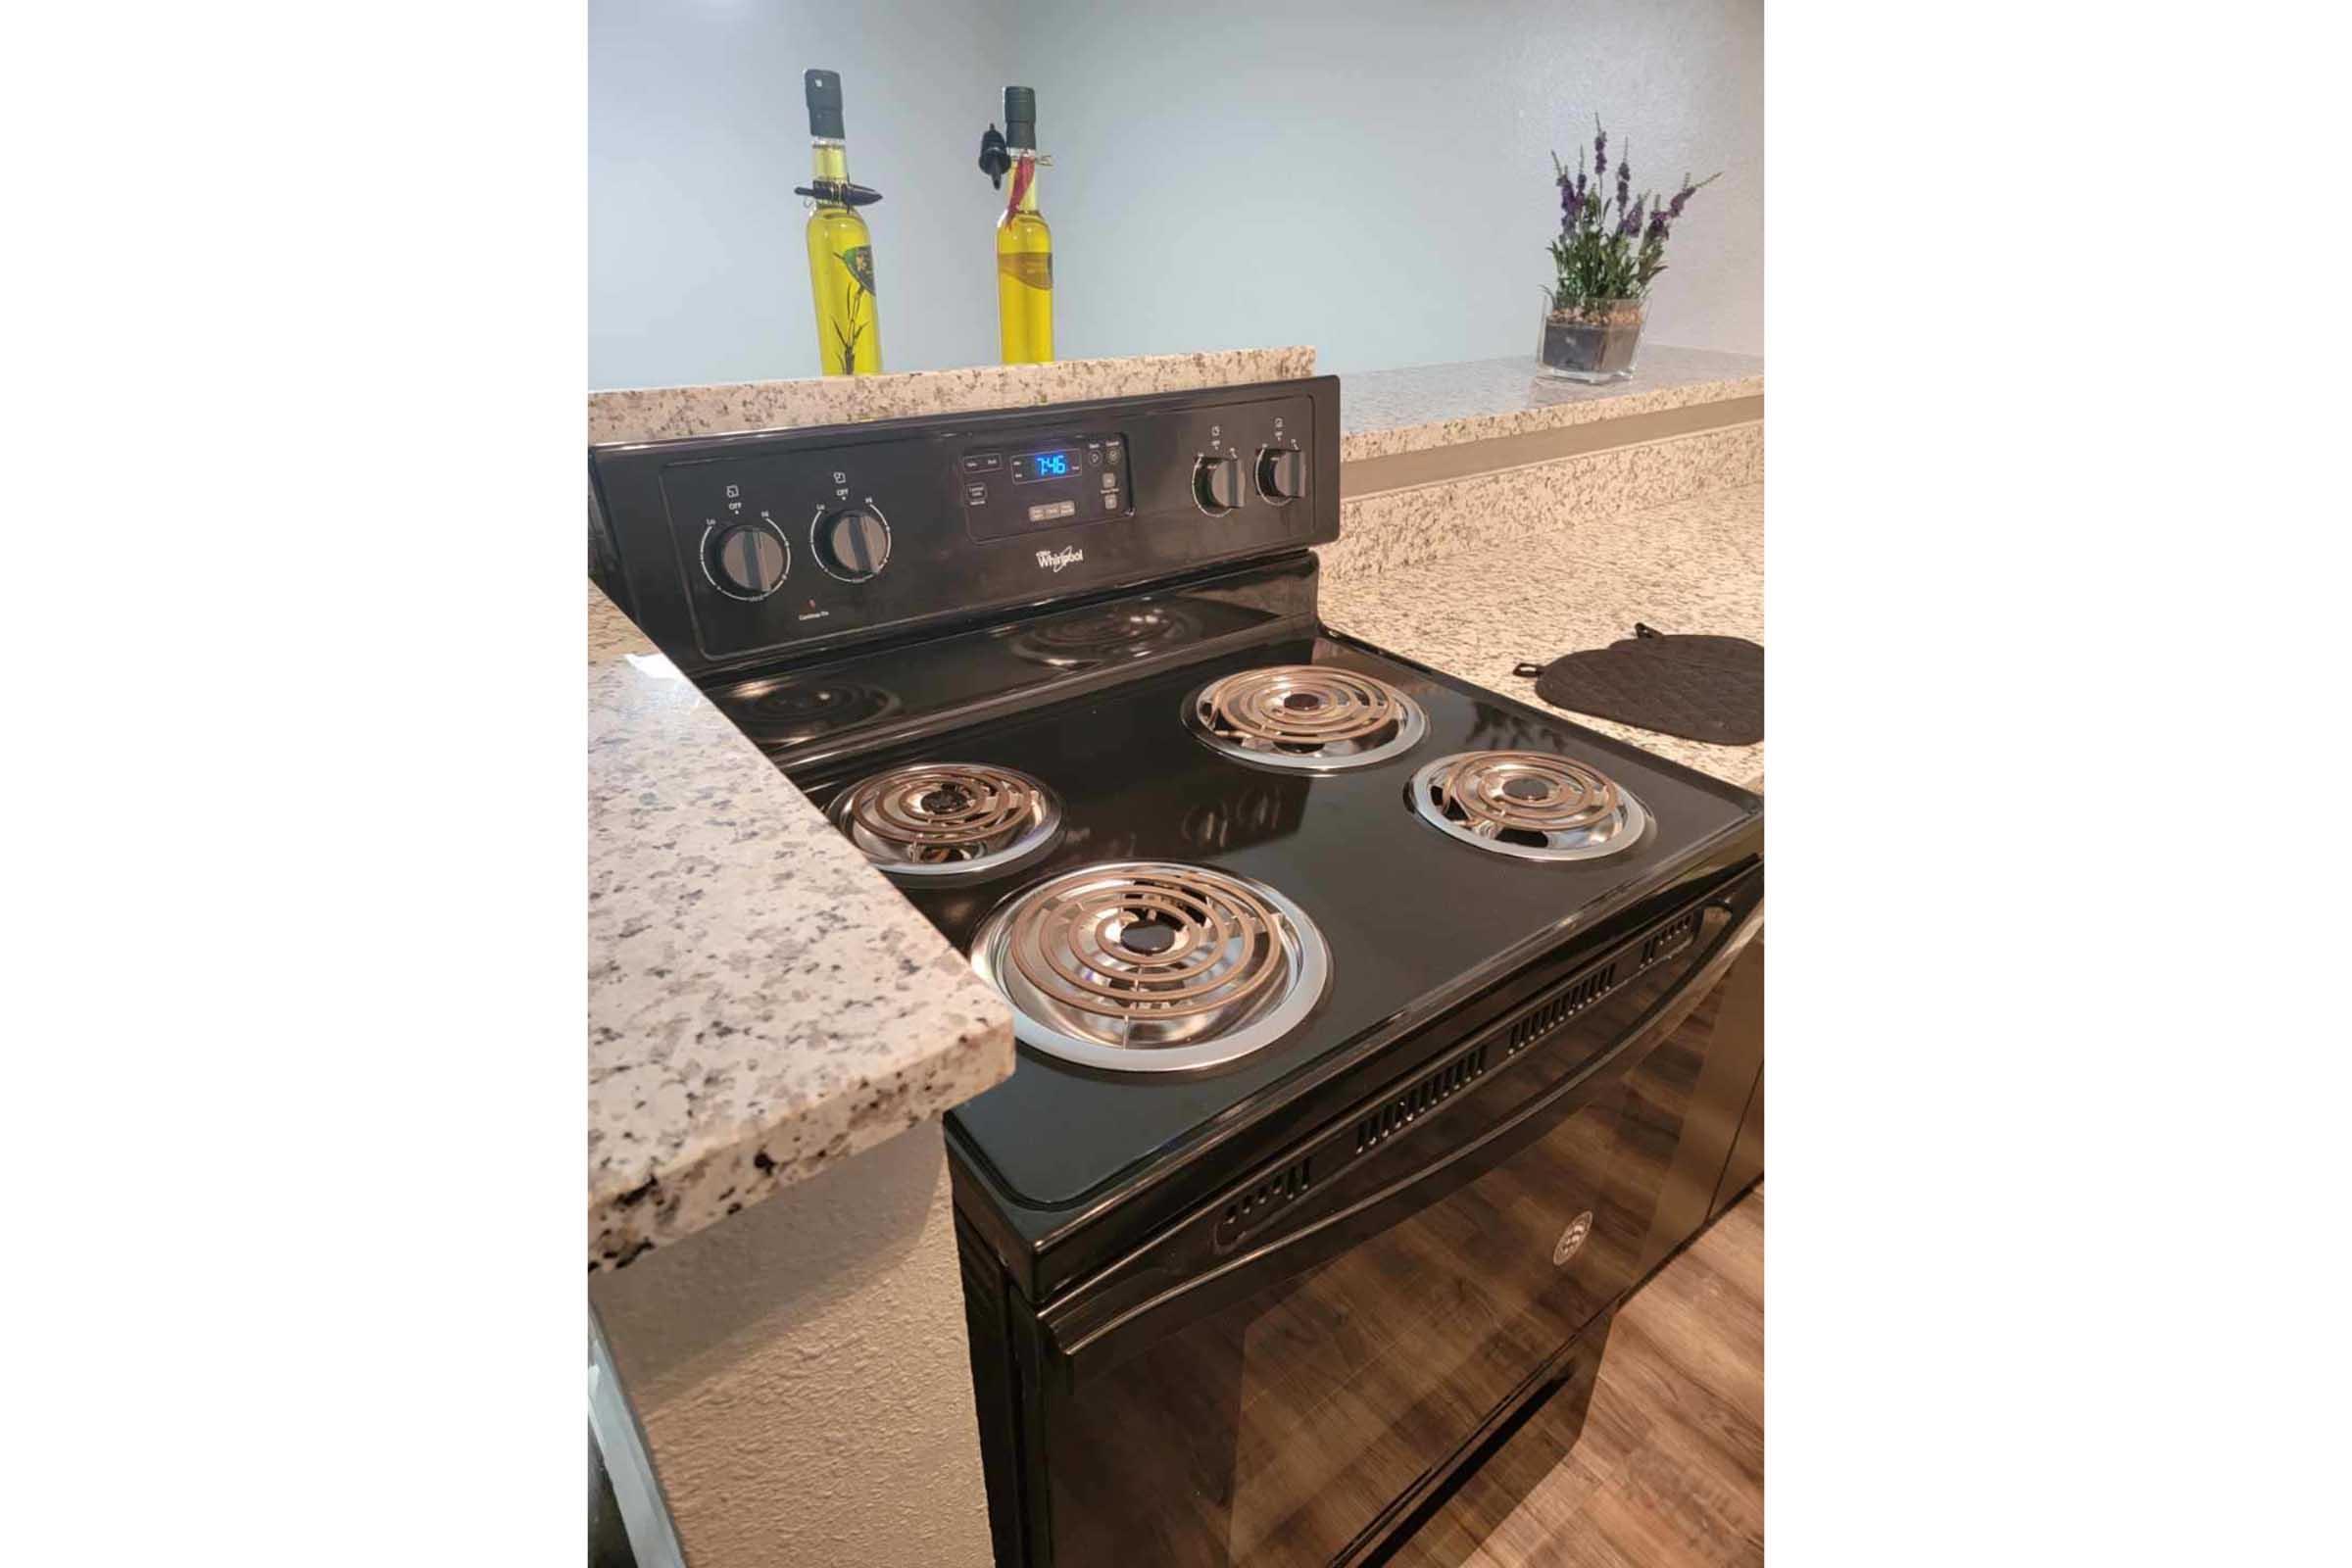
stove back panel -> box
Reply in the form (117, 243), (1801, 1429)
(589, 377), (1340, 680)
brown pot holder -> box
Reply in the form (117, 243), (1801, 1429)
(1513, 624), (1763, 746)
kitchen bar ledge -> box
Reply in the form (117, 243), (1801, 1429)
(1340, 343), (1762, 496)
(588, 583), (1012, 1271)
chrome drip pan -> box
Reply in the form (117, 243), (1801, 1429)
(826, 761), (1062, 880)
(1408, 750), (1648, 862)
(968, 860), (1331, 1072)
(1184, 663), (1428, 772)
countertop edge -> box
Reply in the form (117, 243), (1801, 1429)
(1338, 347), (1762, 463)
(587, 1000), (1011, 1272)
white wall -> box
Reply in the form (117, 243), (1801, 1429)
(590, 0), (1761, 386)
(588, 1118), (994, 1568)
(1016, 0), (1763, 374)
(590, 0), (1019, 389)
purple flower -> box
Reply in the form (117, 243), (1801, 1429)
(1618, 195), (1643, 238)
(1593, 121), (1607, 182)
(1616, 156), (1632, 216)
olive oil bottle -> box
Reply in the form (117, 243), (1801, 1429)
(993, 86), (1053, 365)
(801, 70), (882, 376)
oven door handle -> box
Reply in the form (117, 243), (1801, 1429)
(1043, 898), (1764, 1388)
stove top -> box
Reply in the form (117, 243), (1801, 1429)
(791, 630), (1759, 1214)
(587, 375), (1763, 1302)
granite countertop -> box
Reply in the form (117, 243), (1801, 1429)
(592, 346), (1316, 445)
(1321, 483), (1764, 793)
(588, 586), (1013, 1271)
(1339, 344), (1762, 462)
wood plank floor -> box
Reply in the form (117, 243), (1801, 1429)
(1388, 1184), (1764, 1568)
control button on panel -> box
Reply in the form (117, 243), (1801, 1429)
(1103, 437), (1124, 466)
(1255, 443), (1306, 504)
(966, 481), (990, 505)
(1193, 452), (1244, 516)
(704, 518), (791, 601)
(812, 506), (892, 582)
(961, 452), (1003, 473)
(1029, 499), (1078, 523)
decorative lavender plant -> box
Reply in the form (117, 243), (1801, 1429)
(1540, 119), (1719, 379)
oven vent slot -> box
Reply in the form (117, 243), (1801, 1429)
(1640, 908), (1703, 969)
(1506, 962), (1618, 1054)
(1213, 1156), (1314, 1250)
(1354, 1045), (1488, 1156)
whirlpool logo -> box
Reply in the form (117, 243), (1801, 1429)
(1035, 546), (1084, 572)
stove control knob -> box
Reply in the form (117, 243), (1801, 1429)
(705, 519), (790, 600)
(813, 506), (892, 582)
(1193, 453), (1243, 516)
(1254, 443), (1305, 504)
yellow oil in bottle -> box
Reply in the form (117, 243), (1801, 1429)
(807, 139), (881, 376)
(996, 151), (1053, 365)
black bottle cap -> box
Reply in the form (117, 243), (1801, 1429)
(806, 69), (846, 139)
(1004, 85), (1036, 150)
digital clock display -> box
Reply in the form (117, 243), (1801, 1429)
(1011, 447), (1084, 484)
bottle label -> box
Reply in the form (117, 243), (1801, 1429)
(839, 245), (877, 297)
(999, 252), (1053, 290)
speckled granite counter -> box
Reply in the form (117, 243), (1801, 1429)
(1322, 484), (1763, 793)
(588, 586), (1012, 1270)
(592, 345), (1316, 445)
(1339, 344), (1762, 461)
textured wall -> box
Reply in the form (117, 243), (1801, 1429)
(589, 1117), (992, 1568)
(590, 0), (1762, 385)
(1015, 0), (1763, 373)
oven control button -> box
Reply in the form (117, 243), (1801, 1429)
(1193, 453), (1243, 516)
(704, 519), (790, 600)
(812, 505), (892, 582)
(1255, 443), (1305, 504)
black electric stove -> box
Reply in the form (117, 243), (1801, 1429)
(591, 376), (1764, 1568)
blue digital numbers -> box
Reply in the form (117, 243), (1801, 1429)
(1013, 448), (1084, 484)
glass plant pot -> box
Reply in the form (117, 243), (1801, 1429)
(1537, 292), (1644, 381)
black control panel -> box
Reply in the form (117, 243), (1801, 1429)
(589, 376), (1340, 677)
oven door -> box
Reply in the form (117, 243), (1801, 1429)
(1030, 875), (1762, 1568)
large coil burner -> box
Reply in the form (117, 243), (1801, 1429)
(968, 861), (1330, 1072)
(826, 762), (1062, 880)
(1184, 663), (1427, 771)
(1408, 750), (1649, 862)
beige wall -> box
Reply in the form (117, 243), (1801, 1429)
(590, 1116), (993, 1568)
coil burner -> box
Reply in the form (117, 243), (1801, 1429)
(725, 678), (900, 747)
(827, 762), (1062, 880)
(1185, 664), (1428, 772)
(1010, 605), (1192, 668)
(969, 861), (1331, 1072)
(1408, 751), (1649, 862)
